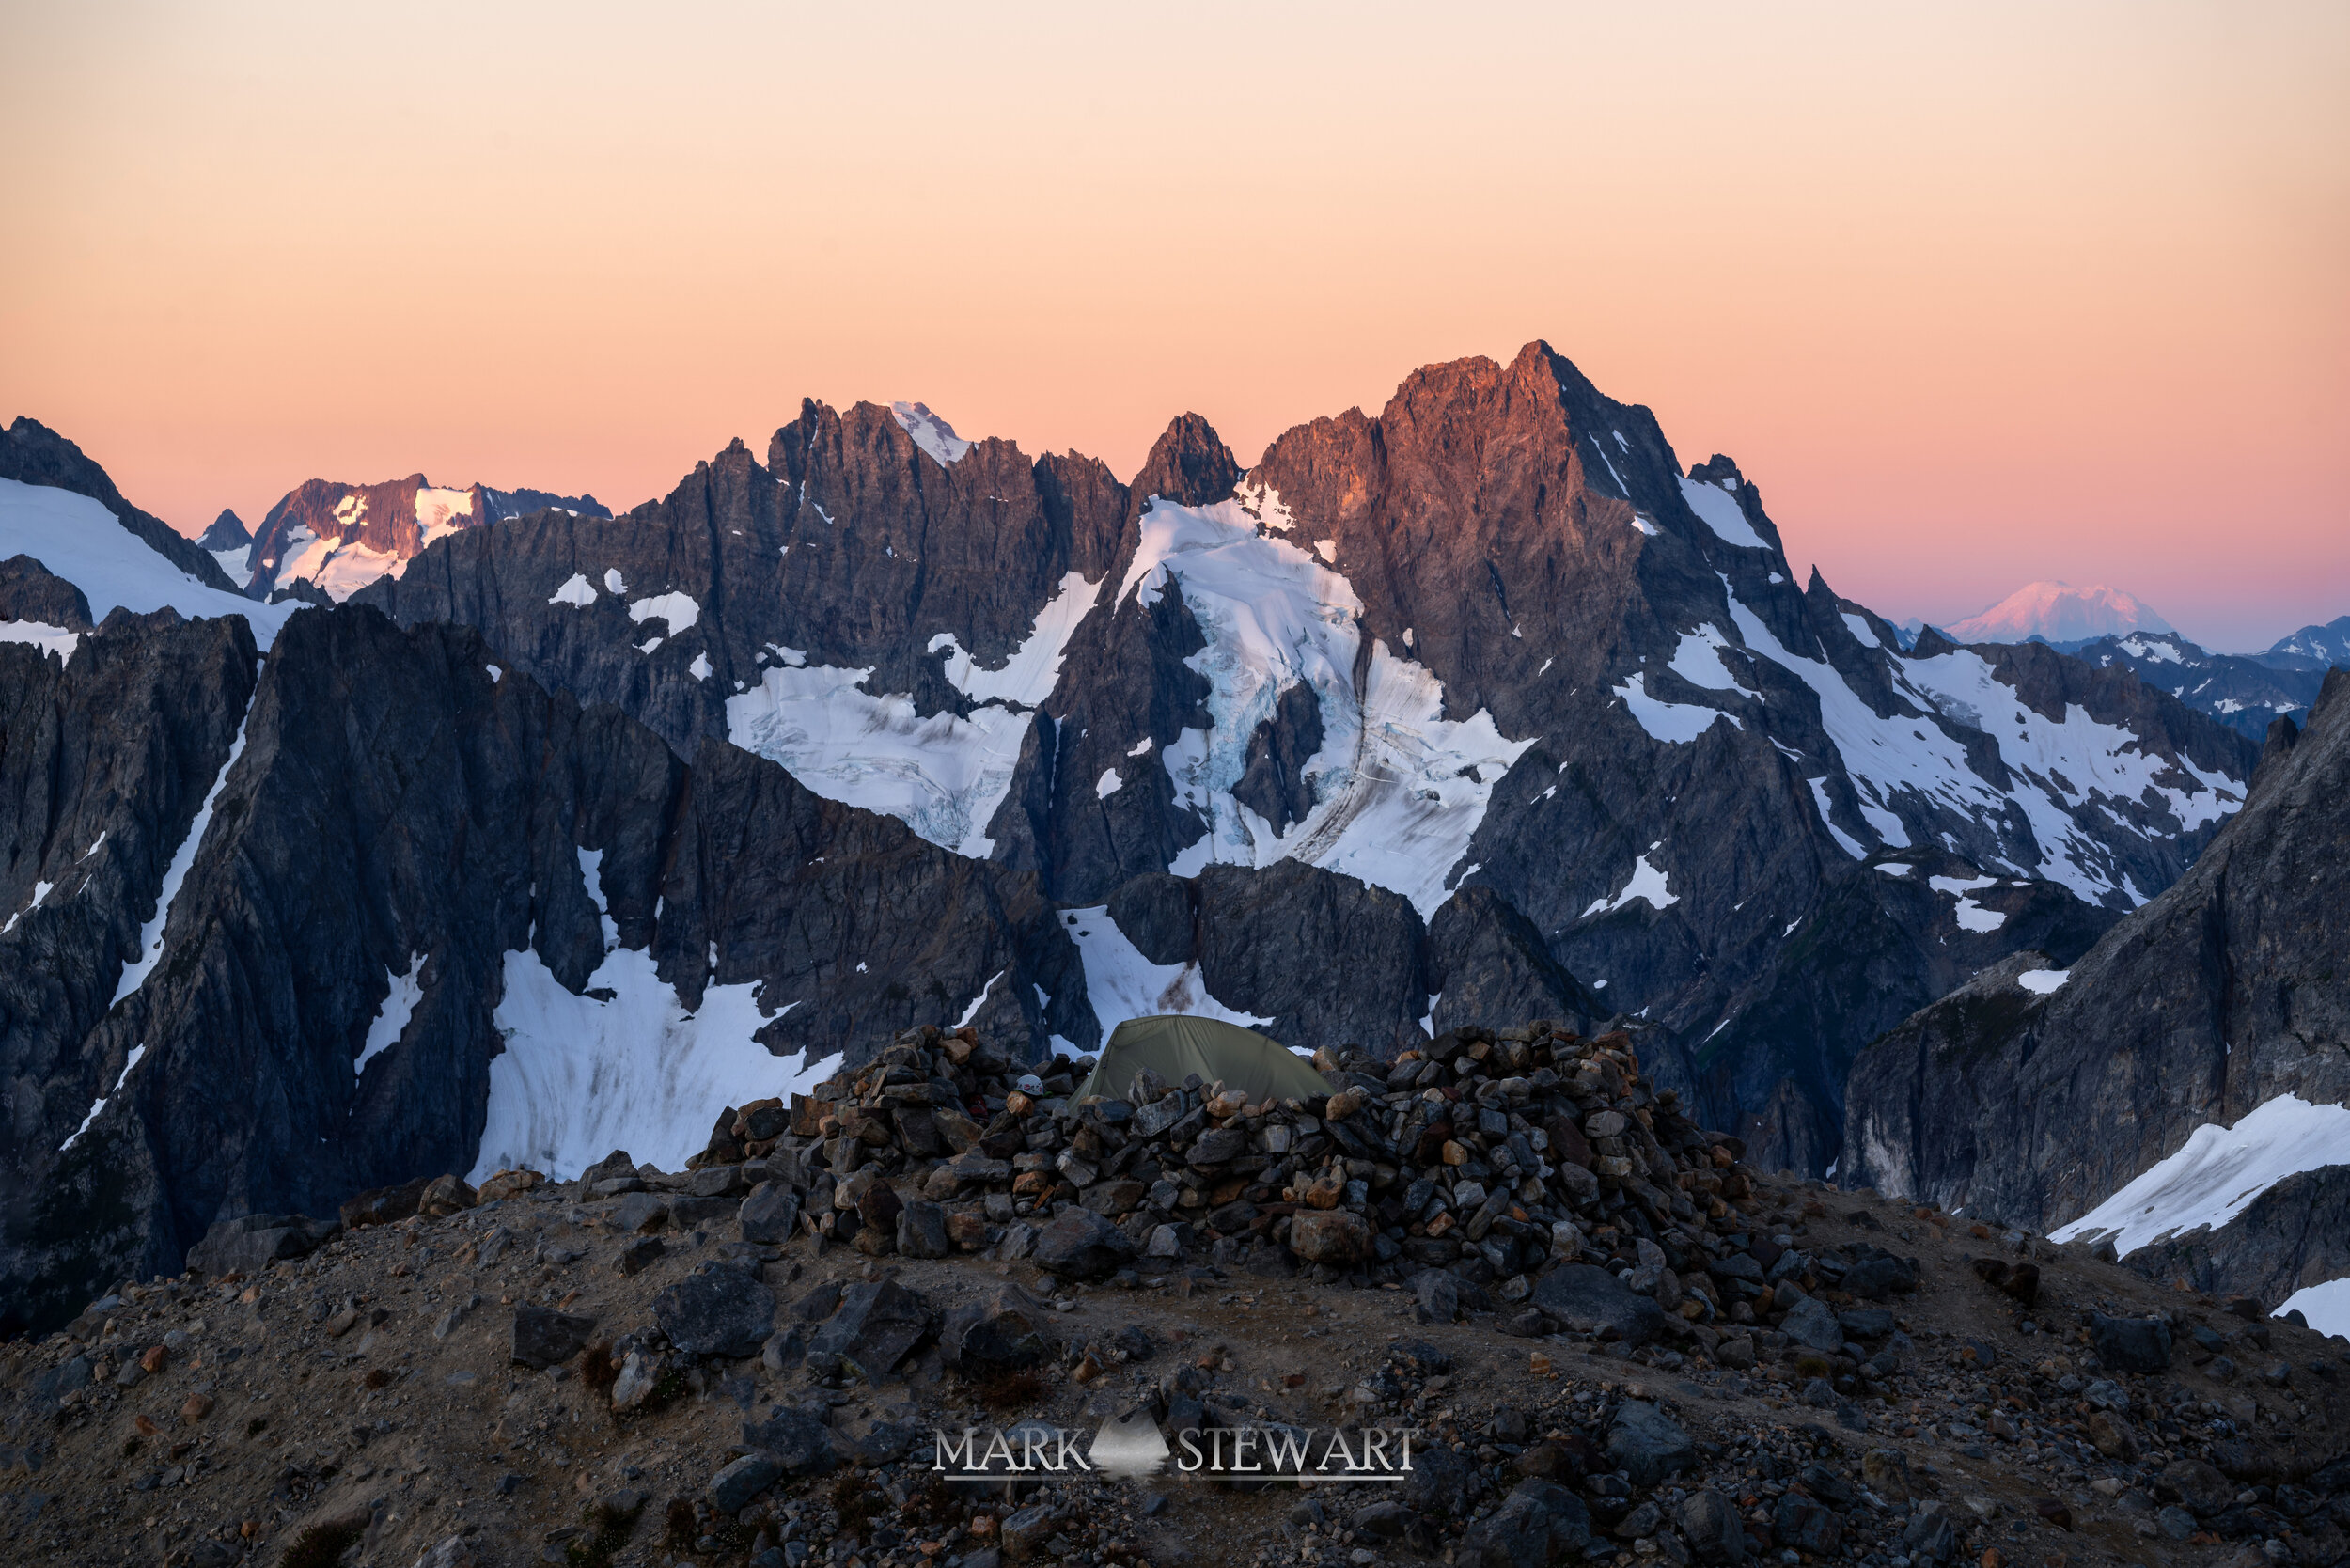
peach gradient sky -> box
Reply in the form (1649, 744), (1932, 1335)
(3, 2), (2344, 650)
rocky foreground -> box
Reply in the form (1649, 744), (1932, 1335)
(6, 1023), (2350, 1568)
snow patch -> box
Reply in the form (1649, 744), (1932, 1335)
(1805, 777), (1867, 859)
(927, 570), (1102, 706)
(470, 944), (831, 1184)
(688, 651), (712, 682)
(1928, 873), (2006, 933)
(2016, 968), (2071, 995)
(2051, 1095), (2350, 1259)
(1581, 853), (1678, 918)
(1120, 495), (1536, 917)
(727, 664), (1030, 858)
(2278, 1278), (2350, 1341)
(1, 620), (82, 661)
(354, 954), (429, 1075)
(954, 970), (1005, 1028)
(629, 591), (701, 634)
(1666, 624), (1745, 692)
(1095, 768), (1122, 799)
(549, 573), (597, 607)
(1061, 904), (1272, 1042)
(1614, 672), (1741, 744)
(59, 1043), (145, 1152)
(2, 878), (55, 934)
(1677, 475), (1769, 550)
(1840, 612), (1881, 649)
(113, 703), (253, 1004)
(891, 401), (973, 465)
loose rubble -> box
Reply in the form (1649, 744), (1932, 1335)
(6, 1020), (2350, 1568)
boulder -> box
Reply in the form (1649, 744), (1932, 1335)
(2093, 1314), (2173, 1373)
(1288, 1209), (1370, 1264)
(1778, 1294), (1847, 1356)
(806, 1279), (935, 1378)
(1532, 1264), (1669, 1345)
(1773, 1491), (1842, 1553)
(1841, 1253), (1918, 1298)
(418, 1173), (476, 1215)
(1398, 1442), (1478, 1517)
(738, 1182), (801, 1245)
(708, 1450), (782, 1513)
(666, 1194), (734, 1228)
(1413, 1270), (1461, 1325)
(610, 1347), (666, 1412)
(1455, 1478), (1591, 1567)
(1606, 1401), (1694, 1488)
(1677, 1490), (1746, 1564)
(1187, 1128), (1246, 1166)
(652, 1264), (776, 1358)
(744, 1404), (838, 1476)
(940, 1286), (1058, 1373)
(340, 1178), (431, 1231)
(510, 1306), (598, 1370)
(579, 1150), (635, 1188)
(608, 1192), (669, 1234)
(2159, 1456), (2233, 1517)
(185, 1214), (338, 1278)
(1031, 1208), (1138, 1280)
(896, 1200), (952, 1259)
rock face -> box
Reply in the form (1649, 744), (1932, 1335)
(0, 555), (95, 629)
(1844, 671), (2350, 1306)
(0, 604), (1080, 1332)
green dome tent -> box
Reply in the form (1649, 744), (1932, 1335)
(1072, 1014), (1331, 1105)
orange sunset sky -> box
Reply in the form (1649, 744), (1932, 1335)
(3, 2), (2344, 650)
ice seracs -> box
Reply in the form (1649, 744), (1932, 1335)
(1120, 493), (1536, 917)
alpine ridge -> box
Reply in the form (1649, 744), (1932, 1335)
(0, 341), (2275, 1326)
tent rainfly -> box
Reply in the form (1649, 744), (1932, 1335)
(1072, 1014), (1331, 1105)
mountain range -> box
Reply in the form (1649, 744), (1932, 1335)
(0, 344), (2336, 1333)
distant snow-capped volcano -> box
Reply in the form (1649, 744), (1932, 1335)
(1945, 580), (2172, 644)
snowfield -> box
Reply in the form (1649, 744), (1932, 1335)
(0, 478), (296, 647)
(2051, 1094), (2350, 1258)
(725, 662), (1039, 860)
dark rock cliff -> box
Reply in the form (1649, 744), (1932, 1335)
(1843, 670), (2350, 1302)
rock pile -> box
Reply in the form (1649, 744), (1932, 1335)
(678, 1020), (1915, 1348)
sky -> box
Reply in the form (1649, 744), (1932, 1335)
(2, 2), (2343, 651)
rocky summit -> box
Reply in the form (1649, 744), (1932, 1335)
(10, 1020), (2350, 1568)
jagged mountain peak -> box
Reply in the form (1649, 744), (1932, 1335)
(196, 509), (249, 551)
(1135, 413), (1240, 509)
